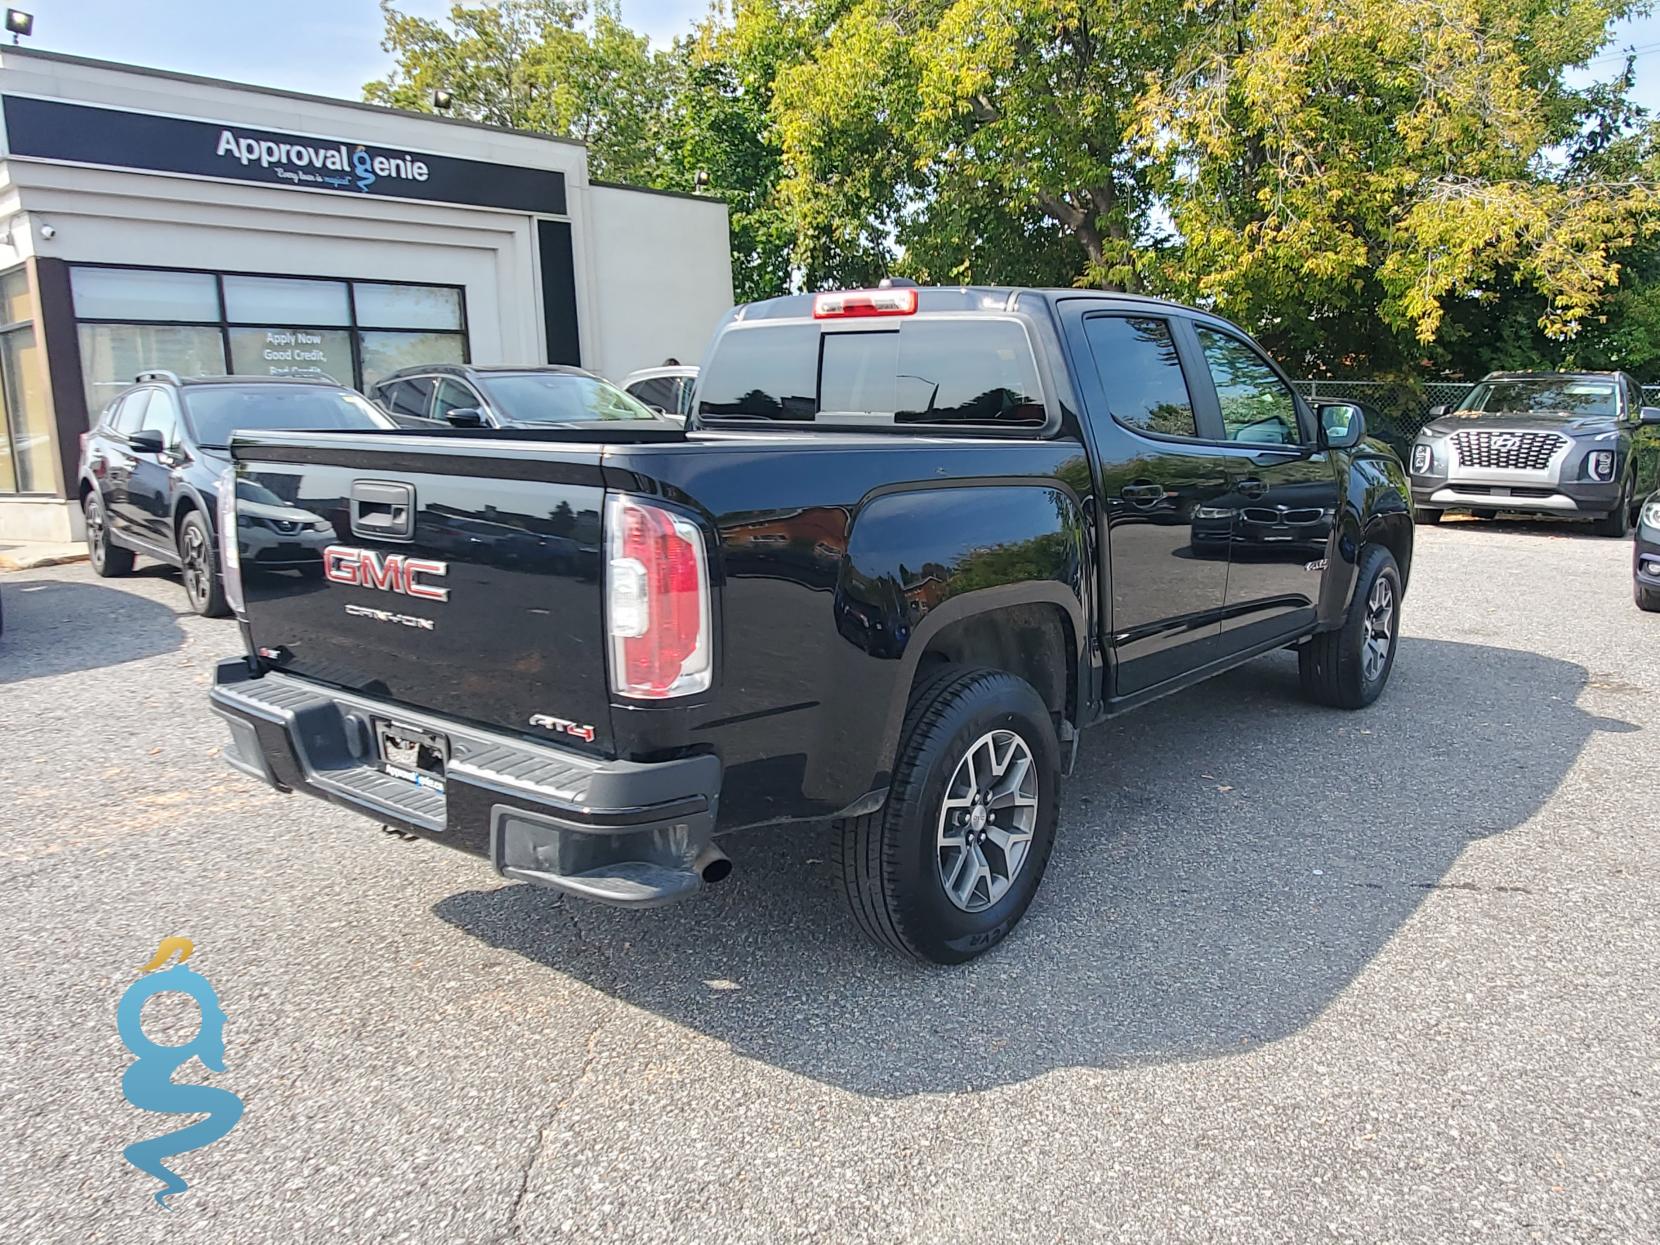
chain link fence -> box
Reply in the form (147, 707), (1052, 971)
(1292, 380), (1660, 454)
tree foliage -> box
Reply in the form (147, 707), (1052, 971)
(365, 0), (1660, 377)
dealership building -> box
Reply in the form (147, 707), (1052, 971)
(0, 46), (734, 542)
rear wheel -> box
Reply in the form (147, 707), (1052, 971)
(178, 511), (229, 618)
(1470, 508), (1498, 520)
(1413, 507), (1442, 525)
(1299, 545), (1402, 709)
(84, 492), (134, 577)
(833, 666), (1060, 964)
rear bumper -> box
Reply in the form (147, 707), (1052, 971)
(209, 658), (721, 907)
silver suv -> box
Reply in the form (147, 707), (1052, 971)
(1409, 371), (1660, 536)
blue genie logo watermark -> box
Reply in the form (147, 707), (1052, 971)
(117, 937), (245, 1209)
(351, 145), (377, 193)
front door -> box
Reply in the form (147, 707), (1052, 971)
(1069, 308), (1240, 697)
(125, 388), (184, 546)
(1188, 324), (1338, 646)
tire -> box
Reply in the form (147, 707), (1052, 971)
(833, 666), (1061, 964)
(178, 510), (230, 618)
(1638, 581), (1660, 613)
(1298, 545), (1403, 710)
(1413, 507), (1442, 525)
(1470, 508), (1497, 520)
(84, 491), (134, 577)
(1592, 485), (1631, 538)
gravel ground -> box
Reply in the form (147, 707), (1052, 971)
(1, 518), (1656, 1244)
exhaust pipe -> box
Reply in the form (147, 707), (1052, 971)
(694, 842), (733, 886)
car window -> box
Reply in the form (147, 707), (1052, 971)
(474, 373), (660, 423)
(1082, 315), (1198, 438)
(180, 386), (389, 445)
(628, 376), (677, 412)
(380, 377), (436, 419)
(111, 390), (151, 435)
(1455, 377), (1617, 418)
(673, 376), (696, 416)
(1195, 327), (1303, 446)
(139, 389), (182, 448)
(698, 320), (1043, 428)
(432, 377), (480, 420)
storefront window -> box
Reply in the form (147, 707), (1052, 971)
(77, 324), (227, 416)
(0, 269), (56, 496)
(228, 326), (353, 382)
(69, 266), (468, 403)
(359, 331), (467, 387)
(70, 267), (219, 321)
(223, 276), (350, 325)
(354, 282), (462, 330)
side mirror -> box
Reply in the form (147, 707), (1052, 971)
(1639, 406), (1660, 426)
(1426, 404), (1448, 419)
(1316, 402), (1366, 451)
(444, 407), (485, 428)
(127, 429), (165, 454)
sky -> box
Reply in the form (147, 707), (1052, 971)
(7, 0), (1660, 113)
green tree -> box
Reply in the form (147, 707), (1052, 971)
(1137, 0), (1660, 374)
(365, 0), (675, 184)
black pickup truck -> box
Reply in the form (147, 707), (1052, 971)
(210, 286), (1413, 963)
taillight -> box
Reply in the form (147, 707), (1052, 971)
(813, 287), (918, 318)
(216, 467), (245, 615)
(605, 494), (711, 699)
(79, 431), (89, 464)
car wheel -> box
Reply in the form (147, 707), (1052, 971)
(1470, 508), (1497, 519)
(833, 666), (1060, 965)
(84, 492), (134, 577)
(1592, 485), (1631, 538)
(178, 511), (230, 618)
(1298, 544), (1402, 710)
(1413, 507), (1442, 525)
(1638, 581), (1660, 612)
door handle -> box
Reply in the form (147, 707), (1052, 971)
(1236, 476), (1268, 499)
(1120, 483), (1165, 506)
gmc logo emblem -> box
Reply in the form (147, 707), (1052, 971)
(324, 545), (449, 602)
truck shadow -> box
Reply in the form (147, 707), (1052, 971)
(0, 574), (188, 685)
(435, 637), (1630, 1097)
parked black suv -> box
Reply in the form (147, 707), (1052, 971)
(78, 372), (393, 616)
(212, 287), (1413, 962)
(1409, 371), (1660, 534)
(369, 363), (668, 428)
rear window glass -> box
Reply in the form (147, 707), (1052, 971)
(697, 319), (1045, 428)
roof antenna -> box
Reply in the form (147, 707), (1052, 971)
(877, 277), (918, 289)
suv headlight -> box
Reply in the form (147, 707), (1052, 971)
(1642, 499), (1660, 530)
(1588, 450), (1616, 482)
(1410, 443), (1433, 475)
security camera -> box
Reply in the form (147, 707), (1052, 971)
(38, 223), (54, 240)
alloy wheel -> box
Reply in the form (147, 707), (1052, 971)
(182, 523), (211, 608)
(85, 497), (105, 570)
(936, 729), (1040, 913)
(1362, 575), (1394, 682)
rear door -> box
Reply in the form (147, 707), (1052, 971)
(1187, 323), (1337, 648)
(103, 389), (156, 537)
(1069, 307), (1239, 696)
(235, 436), (617, 752)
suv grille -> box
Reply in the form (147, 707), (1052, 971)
(1452, 430), (1564, 471)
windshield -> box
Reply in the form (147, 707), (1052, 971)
(476, 373), (660, 423)
(182, 386), (389, 446)
(1455, 378), (1618, 418)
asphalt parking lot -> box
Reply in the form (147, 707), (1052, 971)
(2, 518), (1656, 1243)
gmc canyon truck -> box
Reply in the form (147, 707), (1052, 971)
(210, 286), (1413, 963)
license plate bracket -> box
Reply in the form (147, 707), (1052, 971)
(375, 719), (449, 793)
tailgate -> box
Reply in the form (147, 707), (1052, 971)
(232, 433), (614, 753)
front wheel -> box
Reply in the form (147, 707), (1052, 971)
(1638, 581), (1660, 613)
(1299, 545), (1402, 709)
(178, 511), (230, 618)
(1592, 486), (1631, 538)
(833, 667), (1060, 964)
